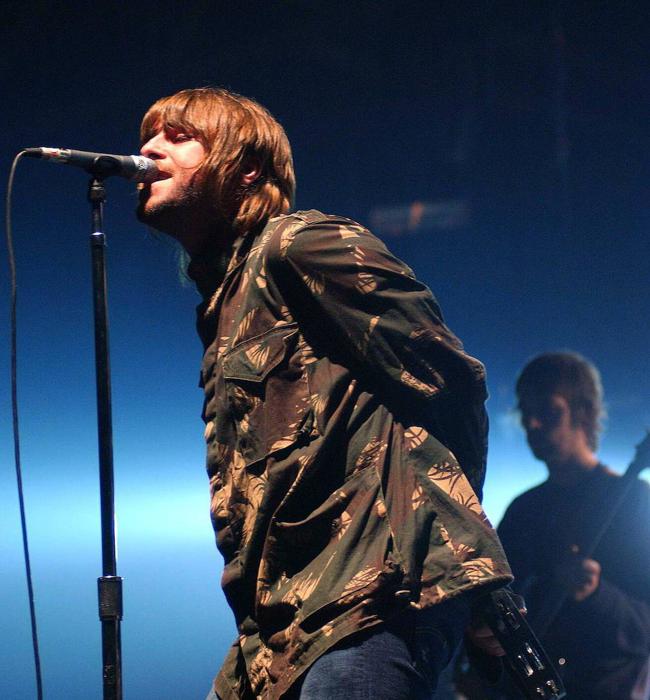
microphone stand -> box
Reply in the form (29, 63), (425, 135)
(88, 176), (123, 700)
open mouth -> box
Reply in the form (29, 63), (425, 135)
(137, 170), (171, 192)
(151, 170), (172, 183)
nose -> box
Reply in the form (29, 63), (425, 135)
(140, 132), (165, 159)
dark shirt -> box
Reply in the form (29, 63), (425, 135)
(498, 465), (650, 700)
(193, 210), (512, 699)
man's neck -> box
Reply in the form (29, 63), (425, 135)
(179, 220), (236, 257)
(546, 452), (600, 486)
(186, 233), (236, 300)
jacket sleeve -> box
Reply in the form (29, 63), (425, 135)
(267, 215), (490, 498)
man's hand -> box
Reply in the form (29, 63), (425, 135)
(465, 591), (528, 657)
(555, 555), (601, 602)
(573, 558), (601, 601)
(465, 622), (506, 657)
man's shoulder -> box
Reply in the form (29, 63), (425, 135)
(497, 483), (550, 544)
(262, 210), (369, 243)
(268, 209), (360, 228)
(258, 210), (382, 265)
(501, 482), (549, 517)
(603, 466), (650, 511)
(591, 464), (650, 501)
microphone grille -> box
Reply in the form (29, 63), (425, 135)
(130, 155), (160, 183)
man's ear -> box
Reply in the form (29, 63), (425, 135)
(241, 158), (262, 186)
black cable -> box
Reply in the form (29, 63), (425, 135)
(6, 150), (44, 700)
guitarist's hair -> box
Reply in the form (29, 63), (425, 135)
(516, 351), (605, 450)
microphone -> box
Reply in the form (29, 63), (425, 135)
(23, 147), (160, 183)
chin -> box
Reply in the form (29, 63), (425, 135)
(135, 199), (176, 235)
(529, 443), (553, 462)
(136, 201), (156, 226)
(135, 199), (148, 223)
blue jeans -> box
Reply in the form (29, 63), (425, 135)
(207, 599), (469, 700)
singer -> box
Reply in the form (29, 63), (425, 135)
(136, 87), (512, 700)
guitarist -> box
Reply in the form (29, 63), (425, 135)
(496, 352), (650, 700)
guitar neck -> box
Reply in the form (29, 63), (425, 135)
(582, 465), (642, 560)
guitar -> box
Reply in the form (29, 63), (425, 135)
(535, 430), (650, 640)
(469, 432), (650, 699)
(481, 588), (566, 699)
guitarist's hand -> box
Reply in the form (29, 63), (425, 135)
(573, 558), (601, 602)
(466, 621), (506, 656)
(554, 555), (601, 602)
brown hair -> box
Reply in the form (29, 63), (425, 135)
(516, 351), (605, 450)
(140, 87), (295, 234)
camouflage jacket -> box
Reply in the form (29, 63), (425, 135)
(192, 210), (512, 699)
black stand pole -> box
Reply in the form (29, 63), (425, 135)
(88, 177), (123, 700)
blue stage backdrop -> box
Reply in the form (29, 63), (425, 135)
(2, 3), (649, 699)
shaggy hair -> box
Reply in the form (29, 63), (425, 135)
(140, 87), (295, 235)
(516, 351), (605, 450)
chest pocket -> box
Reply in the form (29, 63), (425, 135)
(222, 324), (314, 468)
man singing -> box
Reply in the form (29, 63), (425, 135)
(136, 87), (511, 700)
